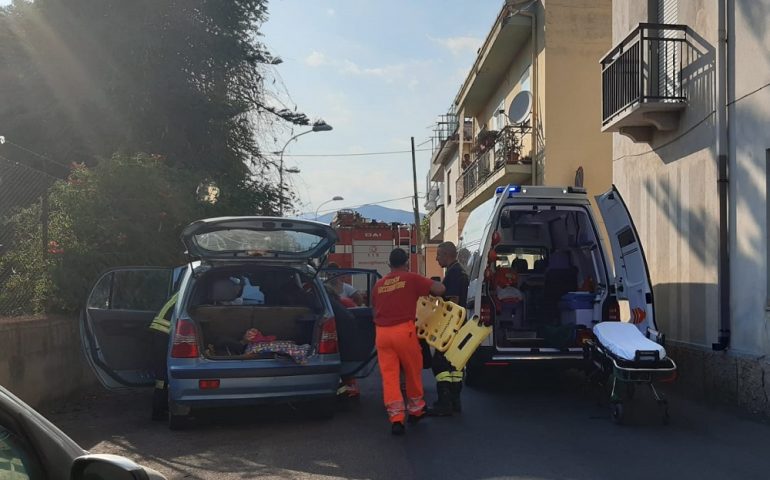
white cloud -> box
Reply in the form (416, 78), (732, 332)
(428, 35), (482, 56)
(304, 51), (328, 67)
(340, 59), (407, 83)
(326, 8), (335, 16)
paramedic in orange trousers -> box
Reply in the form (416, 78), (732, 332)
(371, 248), (446, 435)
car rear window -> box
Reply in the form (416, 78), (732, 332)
(193, 229), (323, 255)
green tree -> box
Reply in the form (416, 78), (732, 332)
(0, 0), (303, 189)
(0, 153), (281, 314)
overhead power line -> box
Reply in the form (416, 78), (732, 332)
(282, 148), (431, 158)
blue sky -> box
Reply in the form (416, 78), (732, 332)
(0, 0), (503, 216)
(262, 0), (501, 216)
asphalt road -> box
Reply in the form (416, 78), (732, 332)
(45, 368), (770, 480)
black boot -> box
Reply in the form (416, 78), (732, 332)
(450, 382), (463, 414)
(427, 382), (453, 416)
(151, 384), (168, 421)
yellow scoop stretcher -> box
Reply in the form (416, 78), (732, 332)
(415, 296), (492, 370)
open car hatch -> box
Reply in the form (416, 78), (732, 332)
(181, 217), (337, 263)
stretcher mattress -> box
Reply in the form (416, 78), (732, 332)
(593, 322), (666, 362)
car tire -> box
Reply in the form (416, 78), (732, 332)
(168, 413), (189, 430)
(167, 397), (190, 430)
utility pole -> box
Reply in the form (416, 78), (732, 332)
(410, 137), (423, 274)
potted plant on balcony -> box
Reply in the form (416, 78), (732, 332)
(495, 128), (523, 165)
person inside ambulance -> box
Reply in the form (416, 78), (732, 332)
(371, 248), (445, 435)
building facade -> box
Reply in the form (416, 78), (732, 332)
(605, 0), (770, 411)
(425, 0), (614, 250)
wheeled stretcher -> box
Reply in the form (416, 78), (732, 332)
(584, 322), (677, 425)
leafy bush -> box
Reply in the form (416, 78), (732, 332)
(0, 153), (278, 315)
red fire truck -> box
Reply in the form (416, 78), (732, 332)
(327, 209), (421, 276)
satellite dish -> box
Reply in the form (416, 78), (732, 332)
(507, 90), (532, 125)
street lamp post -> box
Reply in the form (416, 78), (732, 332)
(315, 196), (344, 221)
(278, 120), (333, 216)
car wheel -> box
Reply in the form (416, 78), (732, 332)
(168, 413), (189, 430)
(167, 396), (190, 430)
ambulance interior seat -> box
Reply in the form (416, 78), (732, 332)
(512, 258), (529, 273)
(542, 251), (578, 322)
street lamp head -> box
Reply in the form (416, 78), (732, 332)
(311, 120), (333, 132)
(332, 196), (344, 201)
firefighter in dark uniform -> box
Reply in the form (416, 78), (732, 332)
(148, 292), (177, 421)
(429, 241), (469, 416)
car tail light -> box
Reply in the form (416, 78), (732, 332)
(171, 318), (200, 358)
(199, 379), (220, 390)
(319, 317), (338, 354)
(606, 297), (620, 322)
(480, 298), (493, 326)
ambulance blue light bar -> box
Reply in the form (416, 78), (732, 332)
(495, 185), (521, 197)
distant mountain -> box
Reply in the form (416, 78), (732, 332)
(298, 204), (424, 225)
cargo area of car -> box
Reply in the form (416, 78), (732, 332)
(489, 205), (608, 350)
(186, 265), (323, 360)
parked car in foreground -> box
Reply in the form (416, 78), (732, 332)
(80, 217), (378, 429)
(0, 385), (165, 480)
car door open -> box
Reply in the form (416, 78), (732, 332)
(321, 268), (379, 378)
(80, 267), (175, 389)
(596, 185), (657, 332)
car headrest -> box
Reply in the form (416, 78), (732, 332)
(512, 258), (529, 273)
(210, 278), (242, 302)
(547, 251), (571, 269)
(533, 259), (547, 272)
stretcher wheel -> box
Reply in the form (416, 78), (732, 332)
(611, 403), (624, 425)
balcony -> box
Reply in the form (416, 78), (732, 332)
(456, 125), (532, 212)
(601, 23), (687, 143)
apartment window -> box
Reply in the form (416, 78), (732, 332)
(447, 169), (452, 205)
(494, 100), (506, 131)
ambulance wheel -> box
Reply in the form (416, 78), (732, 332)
(611, 403), (624, 425)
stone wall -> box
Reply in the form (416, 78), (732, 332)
(0, 315), (98, 408)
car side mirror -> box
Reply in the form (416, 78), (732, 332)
(71, 454), (166, 480)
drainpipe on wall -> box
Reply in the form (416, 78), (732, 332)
(505, 0), (538, 184)
(713, 0), (730, 351)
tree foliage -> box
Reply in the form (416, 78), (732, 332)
(0, 153), (282, 314)
(0, 0), (308, 315)
(0, 0), (305, 176)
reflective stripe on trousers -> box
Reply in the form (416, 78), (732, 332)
(436, 370), (464, 383)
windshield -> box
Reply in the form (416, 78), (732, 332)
(193, 229), (324, 255)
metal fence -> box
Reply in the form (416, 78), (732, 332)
(601, 23), (687, 125)
(0, 154), (58, 316)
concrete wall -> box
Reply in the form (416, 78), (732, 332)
(542, 0), (613, 199)
(611, 0), (721, 348)
(611, 0), (770, 356)
(728, 0), (770, 357)
(0, 316), (97, 408)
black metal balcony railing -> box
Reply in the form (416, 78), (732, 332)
(456, 125), (531, 202)
(601, 23), (687, 125)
